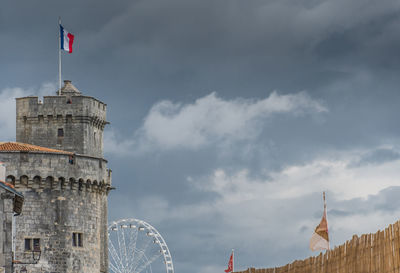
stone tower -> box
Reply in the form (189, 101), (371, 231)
(0, 80), (112, 273)
(16, 80), (108, 158)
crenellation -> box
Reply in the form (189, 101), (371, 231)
(16, 83), (109, 158)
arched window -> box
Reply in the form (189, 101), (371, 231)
(93, 180), (98, 191)
(6, 175), (15, 186)
(59, 177), (66, 190)
(20, 175), (29, 187)
(86, 179), (91, 191)
(33, 176), (41, 189)
(78, 179), (84, 191)
(69, 178), (75, 190)
(46, 176), (55, 189)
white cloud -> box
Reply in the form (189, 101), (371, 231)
(121, 147), (400, 271)
(0, 83), (57, 141)
(198, 150), (400, 205)
(104, 129), (136, 156)
(184, 148), (400, 257)
(0, 87), (28, 140)
(105, 91), (327, 155)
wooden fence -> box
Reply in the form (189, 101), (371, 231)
(236, 220), (400, 273)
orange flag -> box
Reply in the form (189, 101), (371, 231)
(310, 192), (330, 251)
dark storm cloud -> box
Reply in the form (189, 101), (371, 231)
(3, 0), (400, 272)
(2, 0), (400, 96)
(349, 148), (400, 167)
(332, 187), (400, 214)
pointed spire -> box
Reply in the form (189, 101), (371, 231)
(58, 80), (81, 96)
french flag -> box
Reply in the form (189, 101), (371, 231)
(60, 25), (75, 53)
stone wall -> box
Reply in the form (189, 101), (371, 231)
(0, 189), (15, 273)
(0, 152), (111, 273)
(16, 95), (108, 158)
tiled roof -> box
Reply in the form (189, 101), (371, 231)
(0, 142), (73, 155)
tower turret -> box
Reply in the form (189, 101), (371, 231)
(16, 80), (108, 158)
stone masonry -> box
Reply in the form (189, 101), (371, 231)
(0, 81), (112, 273)
(16, 80), (108, 158)
(0, 185), (14, 273)
(0, 162), (24, 273)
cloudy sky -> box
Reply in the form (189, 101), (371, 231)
(2, 0), (400, 272)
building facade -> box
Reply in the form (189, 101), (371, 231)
(0, 81), (112, 273)
(0, 163), (24, 273)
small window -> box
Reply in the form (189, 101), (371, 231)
(24, 238), (31, 251)
(33, 238), (40, 251)
(69, 155), (75, 165)
(99, 159), (102, 169)
(72, 232), (83, 247)
(25, 238), (40, 251)
(78, 233), (82, 247)
(58, 128), (64, 137)
(38, 115), (44, 122)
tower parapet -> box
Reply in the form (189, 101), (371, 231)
(16, 80), (108, 158)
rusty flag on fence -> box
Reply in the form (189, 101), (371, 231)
(309, 192), (330, 251)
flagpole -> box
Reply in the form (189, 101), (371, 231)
(232, 249), (234, 273)
(58, 17), (62, 95)
(323, 191), (330, 250)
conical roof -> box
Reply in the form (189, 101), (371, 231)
(58, 80), (81, 95)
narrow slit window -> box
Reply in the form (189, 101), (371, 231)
(78, 233), (83, 247)
(25, 238), (32, 251)
(33, 238), (40, 251)
(58, 128), (64, 137)
(72, 233), (77, 247)
(72, 232), (83, 247)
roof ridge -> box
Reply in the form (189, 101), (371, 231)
(0, 142), (73, 155)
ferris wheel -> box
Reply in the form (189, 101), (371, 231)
(108, 218), (174, 273)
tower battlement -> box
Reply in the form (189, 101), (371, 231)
(16, 81), (109, 158)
